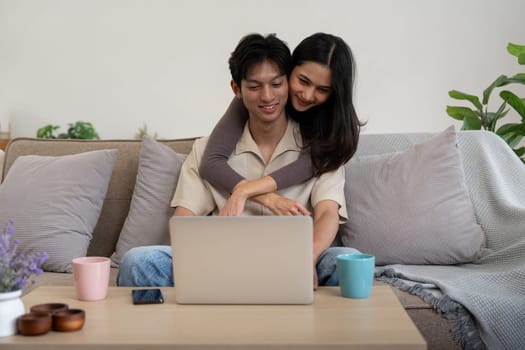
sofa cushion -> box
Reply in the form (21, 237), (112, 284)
(339, 126), (489, 265)
(0, 149), (118, 272)
(3, 137), (198, 258)
(111, 137), (186, 266)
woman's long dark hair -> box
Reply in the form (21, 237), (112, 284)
(289, 33), (363, 175)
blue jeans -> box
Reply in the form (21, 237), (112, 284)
(116, 245), (360, 287)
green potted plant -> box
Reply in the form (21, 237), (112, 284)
(36, 121), (100, 139)
(446, 43), (525, 163)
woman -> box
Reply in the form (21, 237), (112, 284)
(200, 32), (363, 216)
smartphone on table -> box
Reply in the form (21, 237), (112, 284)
(131, 288), (164, 305)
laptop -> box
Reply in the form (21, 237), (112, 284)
(170, 215), (313, 304)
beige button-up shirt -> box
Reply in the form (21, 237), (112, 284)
(171, 119), (347, 222)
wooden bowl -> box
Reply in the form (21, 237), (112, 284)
(53, 309), (86, 332)
(17, 312), (52, 336)
(30, 303), (69, 315)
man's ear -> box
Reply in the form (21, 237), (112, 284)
(230, 80), (242, 99)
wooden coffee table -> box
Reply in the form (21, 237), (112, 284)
(0, 286), (426, 349)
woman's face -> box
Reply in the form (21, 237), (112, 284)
(288, 61), (332, 112)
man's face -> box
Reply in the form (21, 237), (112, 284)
(231, 59), (289, 124)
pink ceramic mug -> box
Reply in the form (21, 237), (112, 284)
(72, 257), (111, 301)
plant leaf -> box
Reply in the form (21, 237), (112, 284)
(482, 74), (525, 109)
(36, 125), (60, 139)
(486, 101), (510, 131)
(507, 133), (524, 148)
(507, 43), (525, 58)
(446, 106), (479, 121)
(514, 147), (525, 157)
(500, 90), (525, 119)
(497, 122), (523, 136)
(507, 73), (525, 84)
(483, 75), (510, 105)
(483, 75), (511, 104)
(494, 100), (509, 120)
(448, 90), (483, 111)
(496, 123), (525, 147)
(462, 114), (482, 130)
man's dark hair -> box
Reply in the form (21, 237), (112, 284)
(229, 33), (292, 87)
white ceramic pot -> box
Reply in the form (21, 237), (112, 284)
(0, 290), (25, 337)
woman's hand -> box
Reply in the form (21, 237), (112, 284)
(220, 179), (311, 216)
(220, 190), (248, 216)
(220, 180), (250, 216)
(260, 193), (311, 216)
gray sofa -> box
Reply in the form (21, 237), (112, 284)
(2, 135), (463, 350)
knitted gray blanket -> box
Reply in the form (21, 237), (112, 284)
(360, 131), (525, 350)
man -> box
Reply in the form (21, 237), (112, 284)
(117, 33), (358, 289)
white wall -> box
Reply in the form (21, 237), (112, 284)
(1, 0), (524, 139)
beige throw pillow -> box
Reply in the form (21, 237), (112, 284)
(0, 149), (118, 272)
(111, 137), (186, 266)
(339, 126), (490, 265)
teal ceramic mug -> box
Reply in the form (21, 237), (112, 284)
(336, 253), (375, 298)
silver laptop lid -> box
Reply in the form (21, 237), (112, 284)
(170, 216), (313, 304)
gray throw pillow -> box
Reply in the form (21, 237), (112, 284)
(339, 126), (490, 265)
(0, 149), (118, 272)
(111, 137), (186, 266)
